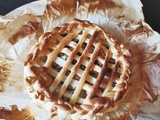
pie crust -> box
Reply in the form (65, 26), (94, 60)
(24, 18), (132, 119)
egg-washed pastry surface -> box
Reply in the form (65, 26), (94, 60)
(24, 18), (132, 119)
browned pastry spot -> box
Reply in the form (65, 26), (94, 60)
(0, 62), (10, 92)
(0, 105), (34, 120)
(9, 22), (39, 45)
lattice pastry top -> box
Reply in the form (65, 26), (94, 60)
(24, 19), (132, 119)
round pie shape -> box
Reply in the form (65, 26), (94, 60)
(24, 19), (132, 119)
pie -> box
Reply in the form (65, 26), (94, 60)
(24, 18), (132, 119)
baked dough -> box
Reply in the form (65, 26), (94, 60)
(24, 18), (132, 119)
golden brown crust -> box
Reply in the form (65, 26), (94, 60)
(24, 18), (132, 119)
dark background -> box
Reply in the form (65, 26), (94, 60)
(0, 0), (160, 33)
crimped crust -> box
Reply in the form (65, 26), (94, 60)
(24, 19), (132, 119)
